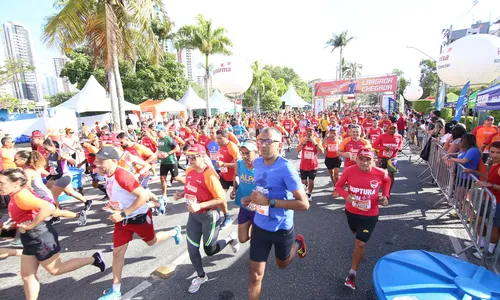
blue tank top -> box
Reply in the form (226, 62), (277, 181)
(235, 159), (255, 209)
(207, 140), (220, 170)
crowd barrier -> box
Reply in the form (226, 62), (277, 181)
(413, 136), (499, 274)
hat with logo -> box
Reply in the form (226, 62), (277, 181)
(32, 130), (44, 138)
(240, 140), (258, 152)
(185, 144), (206, 156)
(357, 148), (374, 158)
(306, 126), (314, 131)
(486, 115), (495, 121)
(96, 146), (120, 160)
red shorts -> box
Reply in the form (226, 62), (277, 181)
(113, 210), (155, 247)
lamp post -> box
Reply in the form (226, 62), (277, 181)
(406, 46), (440, 109)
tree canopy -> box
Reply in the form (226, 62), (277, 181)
(419, 59), (437, 99)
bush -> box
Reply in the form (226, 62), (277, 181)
(425, 106), (436, 115)
(412, 100), (433, 113)
(441, 108), (453, 122)
(460, 116), (474, 132)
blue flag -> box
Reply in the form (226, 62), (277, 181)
(436, 84), (445, 110)
(388, 97), (396, 114)
(453, 81), (470, 122)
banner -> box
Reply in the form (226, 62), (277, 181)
(453, 81), (470, 121)
(388, 97), (396, 114)
(314, 75), (397, 97)
(314, 98), (324, 115)
(436, 84), (445, 110)
(398, 94), (404, 112)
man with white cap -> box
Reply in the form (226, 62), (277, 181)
(335, 148), (390, 290)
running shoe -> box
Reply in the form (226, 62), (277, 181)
(98, 288), (121, 300)
(229, 231), (240, 253)
(220, 216), (234, 229)
(296, 234), (307, 258)
(172, 225), (182, 245)
(50, 217), (61, 225)
(344, 273), (356, 290)
(188, 275), (208, 294)
(152, 208), (159, 216)
(333, 191), (340, 198)
(92, 251), (108, 272)
(99, 194), (109, 201)
(307, 193), (312, 202)
(78, 211), (87, 226)
(83, 200), (93, 212)
(159, 197), (167, 215)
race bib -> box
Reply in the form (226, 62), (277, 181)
(210, 153), (218, 160)
(353, 199), (371, 211)
(349, 150), (359, 161)
(49, 161), (58, 175)
(304, 151), (314, 160)
(328, 144), (338, 152)
(185, 194), (198, 204)
(383, 149), (393, 158)
(300, 128), (305, 133)
(249, 204), (269, 216)
(220, 167), (228, 173)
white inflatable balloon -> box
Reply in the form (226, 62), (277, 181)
(211, 58), (253, 95)
(403, 86), (423, 101)
(437, 34), (500, 87)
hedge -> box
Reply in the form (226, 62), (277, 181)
(412, 100), (433, 113)
(441, 108), (453, 122)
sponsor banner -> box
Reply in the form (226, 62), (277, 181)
(453, 81), (470, 121)
(314, 75), (397, 97)
(314, 98), (324, 115)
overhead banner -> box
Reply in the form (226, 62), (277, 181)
(314, 75), (398, 97)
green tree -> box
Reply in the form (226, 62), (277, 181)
(0, 94), (21, 113)
(325, 30), (355, 80)
(263, 65), (311, 102)
(419, 59), (437, 99)
(343, 61), (363, 79)
(250, 61), (275, 113)
(43, 0), (167, 130)
(46, 91), (78, 107)
(175, 14), (233, 116)
(260, 90), (282, 112)
(0, 59), (35, 86)
(60, 49), (107, 89)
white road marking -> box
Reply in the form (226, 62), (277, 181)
(121, 280), (152, 300)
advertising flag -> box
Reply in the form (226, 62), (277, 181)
(453, 81), (470, 121)
(436, 84), (445, 110)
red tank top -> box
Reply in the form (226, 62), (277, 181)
(8, 189), (39, 225)
(325, 138), (340, 158)
(184, 168), (215, 213)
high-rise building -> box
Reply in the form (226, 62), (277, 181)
(177, 48), (196, 82)
(53, 57), (76, 93)
(1, 22), (42, 101)
(42, 73), (58, 97)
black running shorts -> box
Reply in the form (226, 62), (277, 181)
(324, 157), (342, 170)
(345, 210), (378, 243)
(250, 225), (295, 262)
(160, 163), (178, 177)
(20, 222), (61, 261)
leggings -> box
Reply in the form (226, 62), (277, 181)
(186, 210), (229, 277)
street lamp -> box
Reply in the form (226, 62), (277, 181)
(406, 46), (440, 108)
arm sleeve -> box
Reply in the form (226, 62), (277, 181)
(204, 170), (226, 201)
(136, 144), (154, 158)
(15, 189), (46, 211)
(335, 169), (350, 199)
(115, 168), (140, 192)
(339, 138), (349, 151)
(284, 162), (302, 192)
(381, 171), (391, 197)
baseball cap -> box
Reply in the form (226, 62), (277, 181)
(185, 144), (206, 156)
(240, 140), (258, 152)
(127, 125), (135, 130)
(32, 130), (44, 138)
(486, 115), (494, 121)
(357, 148), (374, 158)
(155, 124), (166, 131)
(306, 126), (314, 131)
(96, 146), (120, 160)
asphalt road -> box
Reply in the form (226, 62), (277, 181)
(0, 145), (475, 300)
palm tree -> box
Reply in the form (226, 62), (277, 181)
(343, 61), (363, 79)
(175, 14), (232, 117)
(250, 61), (275, 114)
(325, 30), (355, 80)
(43, 0), (167, 130)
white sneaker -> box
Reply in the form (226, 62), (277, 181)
(229, 231), (240, 253)
(464, 241), (483, 249)
(188, 275), (208, 294)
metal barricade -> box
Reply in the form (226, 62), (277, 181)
(425, 141), (454, 207)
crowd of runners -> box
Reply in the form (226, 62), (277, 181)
(3, 106), (480, 300)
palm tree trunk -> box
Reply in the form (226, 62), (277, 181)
(256, 89), (260, 114)
(204, 54), (211, 117)
(339, 47), (343, 110)
(113, 53), (126, 131)
(108, 70), (119, 130)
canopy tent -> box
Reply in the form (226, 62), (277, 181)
(281, 83), (309, 108)
(57, 75), (140, 113)
(473, 83), (500, 110)
(210, 89), (235, 112)
(178, 86), (206, 110)
(139, 98), (187, 122)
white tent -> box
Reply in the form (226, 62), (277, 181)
(178, 86), (206, 110)
(281, 83), (309, 108)
(210, 89), (235, 112)
(57, 75), (140, 113)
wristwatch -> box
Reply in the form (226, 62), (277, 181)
(269, 198), (277, 208)
(120, 210), (127, 219)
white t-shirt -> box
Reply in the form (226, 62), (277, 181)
(106, 167), (148, 217)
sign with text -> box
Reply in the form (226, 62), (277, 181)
(314, 75), (398, 97)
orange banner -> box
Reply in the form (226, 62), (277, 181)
(314, 75), (398, 97)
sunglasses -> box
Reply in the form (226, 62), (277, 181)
(257, 139), (280, 146)
(186, 154), (202, 160)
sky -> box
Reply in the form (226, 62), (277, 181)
(0, 0), (499, 85)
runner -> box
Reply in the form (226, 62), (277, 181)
(173, 144), (239, 294)
(323, 127), (343, 198)
(368, 119), (384, 144)
(233, 119), (248, 142)
(247, 127), (309, 300)
(78, 137), (108, 200)
(335, 148), (390, 290)
(230, 140), (258, 243)
(0, 168), (107, 300)
(338, 125), (371, 169)
(215, 128), (240, 228)
(297, 126), (324, 201)
(372, 124), (403, 193)
(157, 128), (181, 214)
(282, 114), (296, 151)
(95, 146), (182, 300)
(43, 138), (91, 225)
